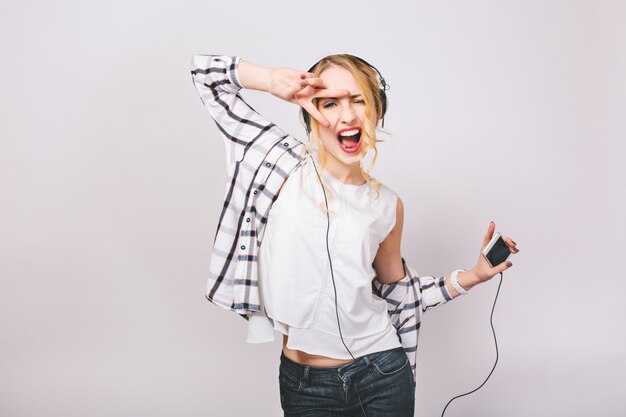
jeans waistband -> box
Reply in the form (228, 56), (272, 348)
(279, 346), (404, 380)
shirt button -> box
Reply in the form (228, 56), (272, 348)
(241, 245), (246, 250)
(253, 190), (258, 195)
(265, 162), (271, 167)
(283, 142), (289, 147)
(246, 218), (250, 222)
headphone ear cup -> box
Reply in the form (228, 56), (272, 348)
(379, 88), (387, 119)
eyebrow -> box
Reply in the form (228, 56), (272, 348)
(320, 94), (362, 100)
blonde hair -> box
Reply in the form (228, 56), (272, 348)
(302, 54), (388, 216)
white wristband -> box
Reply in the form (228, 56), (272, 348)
(450, 269), (469, 295)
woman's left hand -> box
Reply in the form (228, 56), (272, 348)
(470, 221), (519, 283)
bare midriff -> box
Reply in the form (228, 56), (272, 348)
(282, 334), (355, 367)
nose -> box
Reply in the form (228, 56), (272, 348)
(339, 102), (357, 124)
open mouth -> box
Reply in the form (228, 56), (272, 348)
(337, 128), (362, 153)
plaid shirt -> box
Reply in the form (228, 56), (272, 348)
(191, 54), (459, 376)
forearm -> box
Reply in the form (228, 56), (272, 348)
(237, 60), (272, 92)
(190, 54), (285, 162)
(444, 269), (482, 299)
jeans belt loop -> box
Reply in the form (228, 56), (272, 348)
(303, 365), (310, 387)
(363, 355), (372, 367)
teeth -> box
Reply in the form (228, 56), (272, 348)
(339, 129), (360, 137)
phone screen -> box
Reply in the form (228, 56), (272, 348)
(485, 236), (511, 267)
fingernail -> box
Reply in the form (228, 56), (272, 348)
(506, 261), (512, 267)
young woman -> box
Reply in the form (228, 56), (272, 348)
(191, 53), (519, 417)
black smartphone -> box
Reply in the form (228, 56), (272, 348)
(482, 232), (512, 267)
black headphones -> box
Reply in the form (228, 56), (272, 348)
(301, 54), (389, 135)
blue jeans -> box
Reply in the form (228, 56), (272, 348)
(279, 346), (415, 417)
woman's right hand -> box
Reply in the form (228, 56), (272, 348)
(269, 68), (350, 127)
(238, 60), (349, 128)
(268, 68), (349, 128)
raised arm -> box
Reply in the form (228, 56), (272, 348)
(190, 55), (285, 170)
(237, 60), (350, 126)
(191, 55), (351, 173)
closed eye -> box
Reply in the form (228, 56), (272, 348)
(323, 99), (365, 109)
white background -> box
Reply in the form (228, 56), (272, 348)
(1, 0), (624, 416)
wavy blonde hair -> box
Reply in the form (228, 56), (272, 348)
(302, 54), (388, 216)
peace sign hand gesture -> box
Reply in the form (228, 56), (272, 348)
(268, 68), (350, 128)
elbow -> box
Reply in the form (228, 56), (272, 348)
(374, 255), (405, 285)
(375, 265), (407, 285)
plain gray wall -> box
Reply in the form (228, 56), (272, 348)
(1, 0), (624, 416)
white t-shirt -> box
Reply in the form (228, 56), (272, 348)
(246, 153), (403, 359)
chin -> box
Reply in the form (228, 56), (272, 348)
(333, 151), (363, 166)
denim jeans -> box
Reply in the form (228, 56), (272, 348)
(279, 346), (416, 417)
